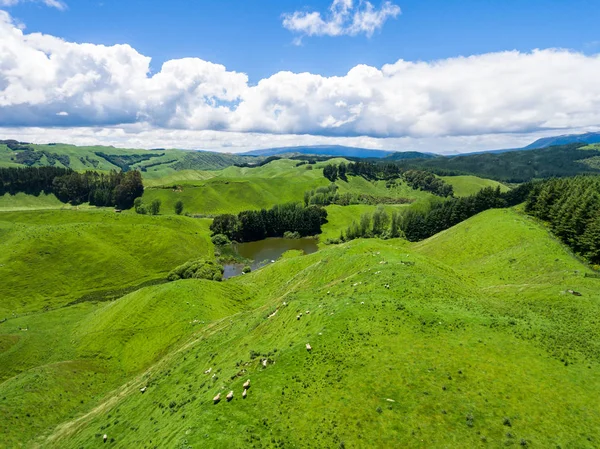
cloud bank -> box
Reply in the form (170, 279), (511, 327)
(282, 0), (401, 42)
(1, 10), (600, 151)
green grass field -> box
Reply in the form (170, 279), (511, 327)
(1, 207), (599, 448)
(441, 175), (510, 197)
(0, 210), (213, 315)
(0, 192), (66, 211)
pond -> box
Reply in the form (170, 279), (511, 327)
(223, 237), (318, 279)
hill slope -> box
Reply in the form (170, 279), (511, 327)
(2, 208), (596, 448)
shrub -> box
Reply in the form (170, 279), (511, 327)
(174, 200), (184, 215)
(211, 234), (231, 246)
(167, 259), (224, 282)
(242, 265), (251, 274)
(283, 231), (301, 239)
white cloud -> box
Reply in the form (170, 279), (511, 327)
(0, 0), (66, 10)
(2, 10), (600, 153)
(282, 0), (400, 41)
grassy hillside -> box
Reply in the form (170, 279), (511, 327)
(1, 208), (597, 447)
(0, 280), (250, 447)
(0, 210), (213, 315)
(142, 159), (434, 216)
(441, 175), (509, 197)
(0, 142), (258, 173)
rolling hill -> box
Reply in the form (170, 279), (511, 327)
(1, 207), (599, 447)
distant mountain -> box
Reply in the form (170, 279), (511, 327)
(242, 145), (433, 159)
(523, 131), (600, 150)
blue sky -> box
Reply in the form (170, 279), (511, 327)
(1, 0), (600, 152)
(12, 0), (600, 81)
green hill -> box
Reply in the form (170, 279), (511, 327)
(0, 210), (213, 315)
(440, 175), (509, 197)
(0, 142), (258, 174)
(2, 207), (599, 447)
(141, 159), (433, 216)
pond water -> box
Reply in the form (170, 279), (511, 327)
(223, 237), (318, 279)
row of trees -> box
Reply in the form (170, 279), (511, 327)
(341, 206), (403, 241)
(0, 166), (70, 196)
(525, 176), (600, 263)
(0, 166), (144, 209)
(210, 203), (328, 242)
(403, 170), (454, 197)
(322, 162), (453, 197)
(400, 185), (534, 241)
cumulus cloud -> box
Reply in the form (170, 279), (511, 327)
(282, 0), (400, 41)
(2, 10), (600, 147)
(0, 0), (67, 10)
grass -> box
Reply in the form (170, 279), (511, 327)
(0, 192), (66, 211)
(1, 207), (599, 447)
(142, 159), (434, 216)
(0, 210), (213, 315)
(440, 175), (510, 197)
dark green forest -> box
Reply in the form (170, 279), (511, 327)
(395, 144), (600, 182)
(0, 166), (144, 209)
(210, 203), (327, 242)
(526, 176), (600, 263)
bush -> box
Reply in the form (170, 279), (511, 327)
(283, 231), (301, 239)
(242, 265), (251, 273)
(150, 198), (161, 215)
(174, 200), (184, 215)
(211, 234), (231, 246)
(167, 259), (224, 282)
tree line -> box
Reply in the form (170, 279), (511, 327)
(322, 162), (453, 197)
(525, 176), (600, 264)
(0, 166), (144, 209)
(210, 203), (327, 242)
(400, 184), (533, 241)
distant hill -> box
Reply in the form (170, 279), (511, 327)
(0, 142), (259, 173)
(394, 143), (600, 182)
(524, 131), (600, 149)
(242, 145), (434, 159)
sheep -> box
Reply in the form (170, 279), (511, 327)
(242, 389), (247, 399)
(140, 386), (147, 394)
(103, 434), (108, 443)
(226, 391), (234, 401)
(306, 343), (312, 352)
(305, 310), (310, 315)
(567, 289), (582, 296)
(243, 379), (251, 389)
(262, 359), (268, 367)
(204, 367), (212, 374)
(213, 393), (221, 403)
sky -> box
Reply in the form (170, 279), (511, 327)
(1, 0), (600, 153)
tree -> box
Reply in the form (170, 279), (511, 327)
(323, 164), (338, 182)
(150, 199), (161, 215)
(174, 200), (184, 215)
(372, 206), (390, 236)
(338, 162), (348, 181)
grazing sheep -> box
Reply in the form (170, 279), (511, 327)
(204, 367), (212, 374)
(305, 310), (310, 315)
(213, 393), (221, 403)
(140, 386), (147, 394)
(296, 315), (301, 320)
(242, 389), (247, 399)
(262, 359), (268, 367)
(227, 391), (234, 401)
(103, 434), (108, 443)
(243, 379), (251, 389)
(306, 343), (312, 351)
(567, 289), (582, 296)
